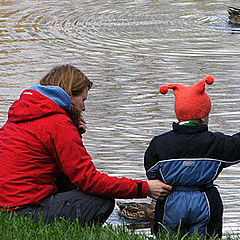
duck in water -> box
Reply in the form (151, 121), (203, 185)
(116, 199), (156, 222)
(228, 7), (240, 25)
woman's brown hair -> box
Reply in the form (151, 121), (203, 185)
(40, 64), (92, 128)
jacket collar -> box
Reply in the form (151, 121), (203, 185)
(30, 85), (71, 111)
(172, 122), (208, 134)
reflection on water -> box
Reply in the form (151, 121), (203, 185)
(1, 0), (240, 235)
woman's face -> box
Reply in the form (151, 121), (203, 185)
(71, 87), (88, 111)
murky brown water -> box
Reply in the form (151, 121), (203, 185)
(1, 0), (240, 235)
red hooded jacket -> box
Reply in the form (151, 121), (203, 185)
(0, 86), (148, 210)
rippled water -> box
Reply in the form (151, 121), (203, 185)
(1, 0), (240, 235)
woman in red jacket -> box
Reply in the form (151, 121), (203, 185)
(0, 64), (171, 225)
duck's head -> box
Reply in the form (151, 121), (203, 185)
(228, 7), (240, 25)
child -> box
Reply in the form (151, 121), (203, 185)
(144, 75), (240, 238)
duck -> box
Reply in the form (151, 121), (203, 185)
(116, 199), (156, 222)
(228, 7), (240, 25)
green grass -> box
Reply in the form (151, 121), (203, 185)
(0, 211), (238, 240)
(0, 211), (151, 240)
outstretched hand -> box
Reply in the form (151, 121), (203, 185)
(147, 180), (172, 200)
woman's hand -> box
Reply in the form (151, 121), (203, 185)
(147, 180), (172, 200)
(78, 115), (87, 135)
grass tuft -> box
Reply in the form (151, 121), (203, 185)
(0, 211), (238, 240)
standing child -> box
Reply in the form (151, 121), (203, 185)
(144, 75), (240, 238)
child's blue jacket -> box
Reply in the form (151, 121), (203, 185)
(144, 122), (240, 237)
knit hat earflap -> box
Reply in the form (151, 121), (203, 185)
(159, 75), (214, 121)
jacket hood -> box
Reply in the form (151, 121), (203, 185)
(8, 85), (72, 123)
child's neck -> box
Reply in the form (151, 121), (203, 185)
(178, 121), (199, 126)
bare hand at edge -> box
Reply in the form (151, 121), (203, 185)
(147, 180), (172, 200)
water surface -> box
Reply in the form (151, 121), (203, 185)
(1, 0), (240, 235)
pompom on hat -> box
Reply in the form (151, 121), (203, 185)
(159, 75), (214, 121)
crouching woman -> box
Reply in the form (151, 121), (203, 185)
(0, 64), (172, 225)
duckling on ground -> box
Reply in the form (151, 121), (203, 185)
(228, 7), (240, 25)
(116, 199), (156, 222)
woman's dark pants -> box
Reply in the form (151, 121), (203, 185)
(14, 190), (115, 226)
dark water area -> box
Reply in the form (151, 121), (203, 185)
(1, 0), (240, 235)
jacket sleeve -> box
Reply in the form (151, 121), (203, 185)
(144, 137), (163, 180)
(49, 116), (149, 199)
(213, 132), (240, 167)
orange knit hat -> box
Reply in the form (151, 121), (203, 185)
(159, 75), (214, 121)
